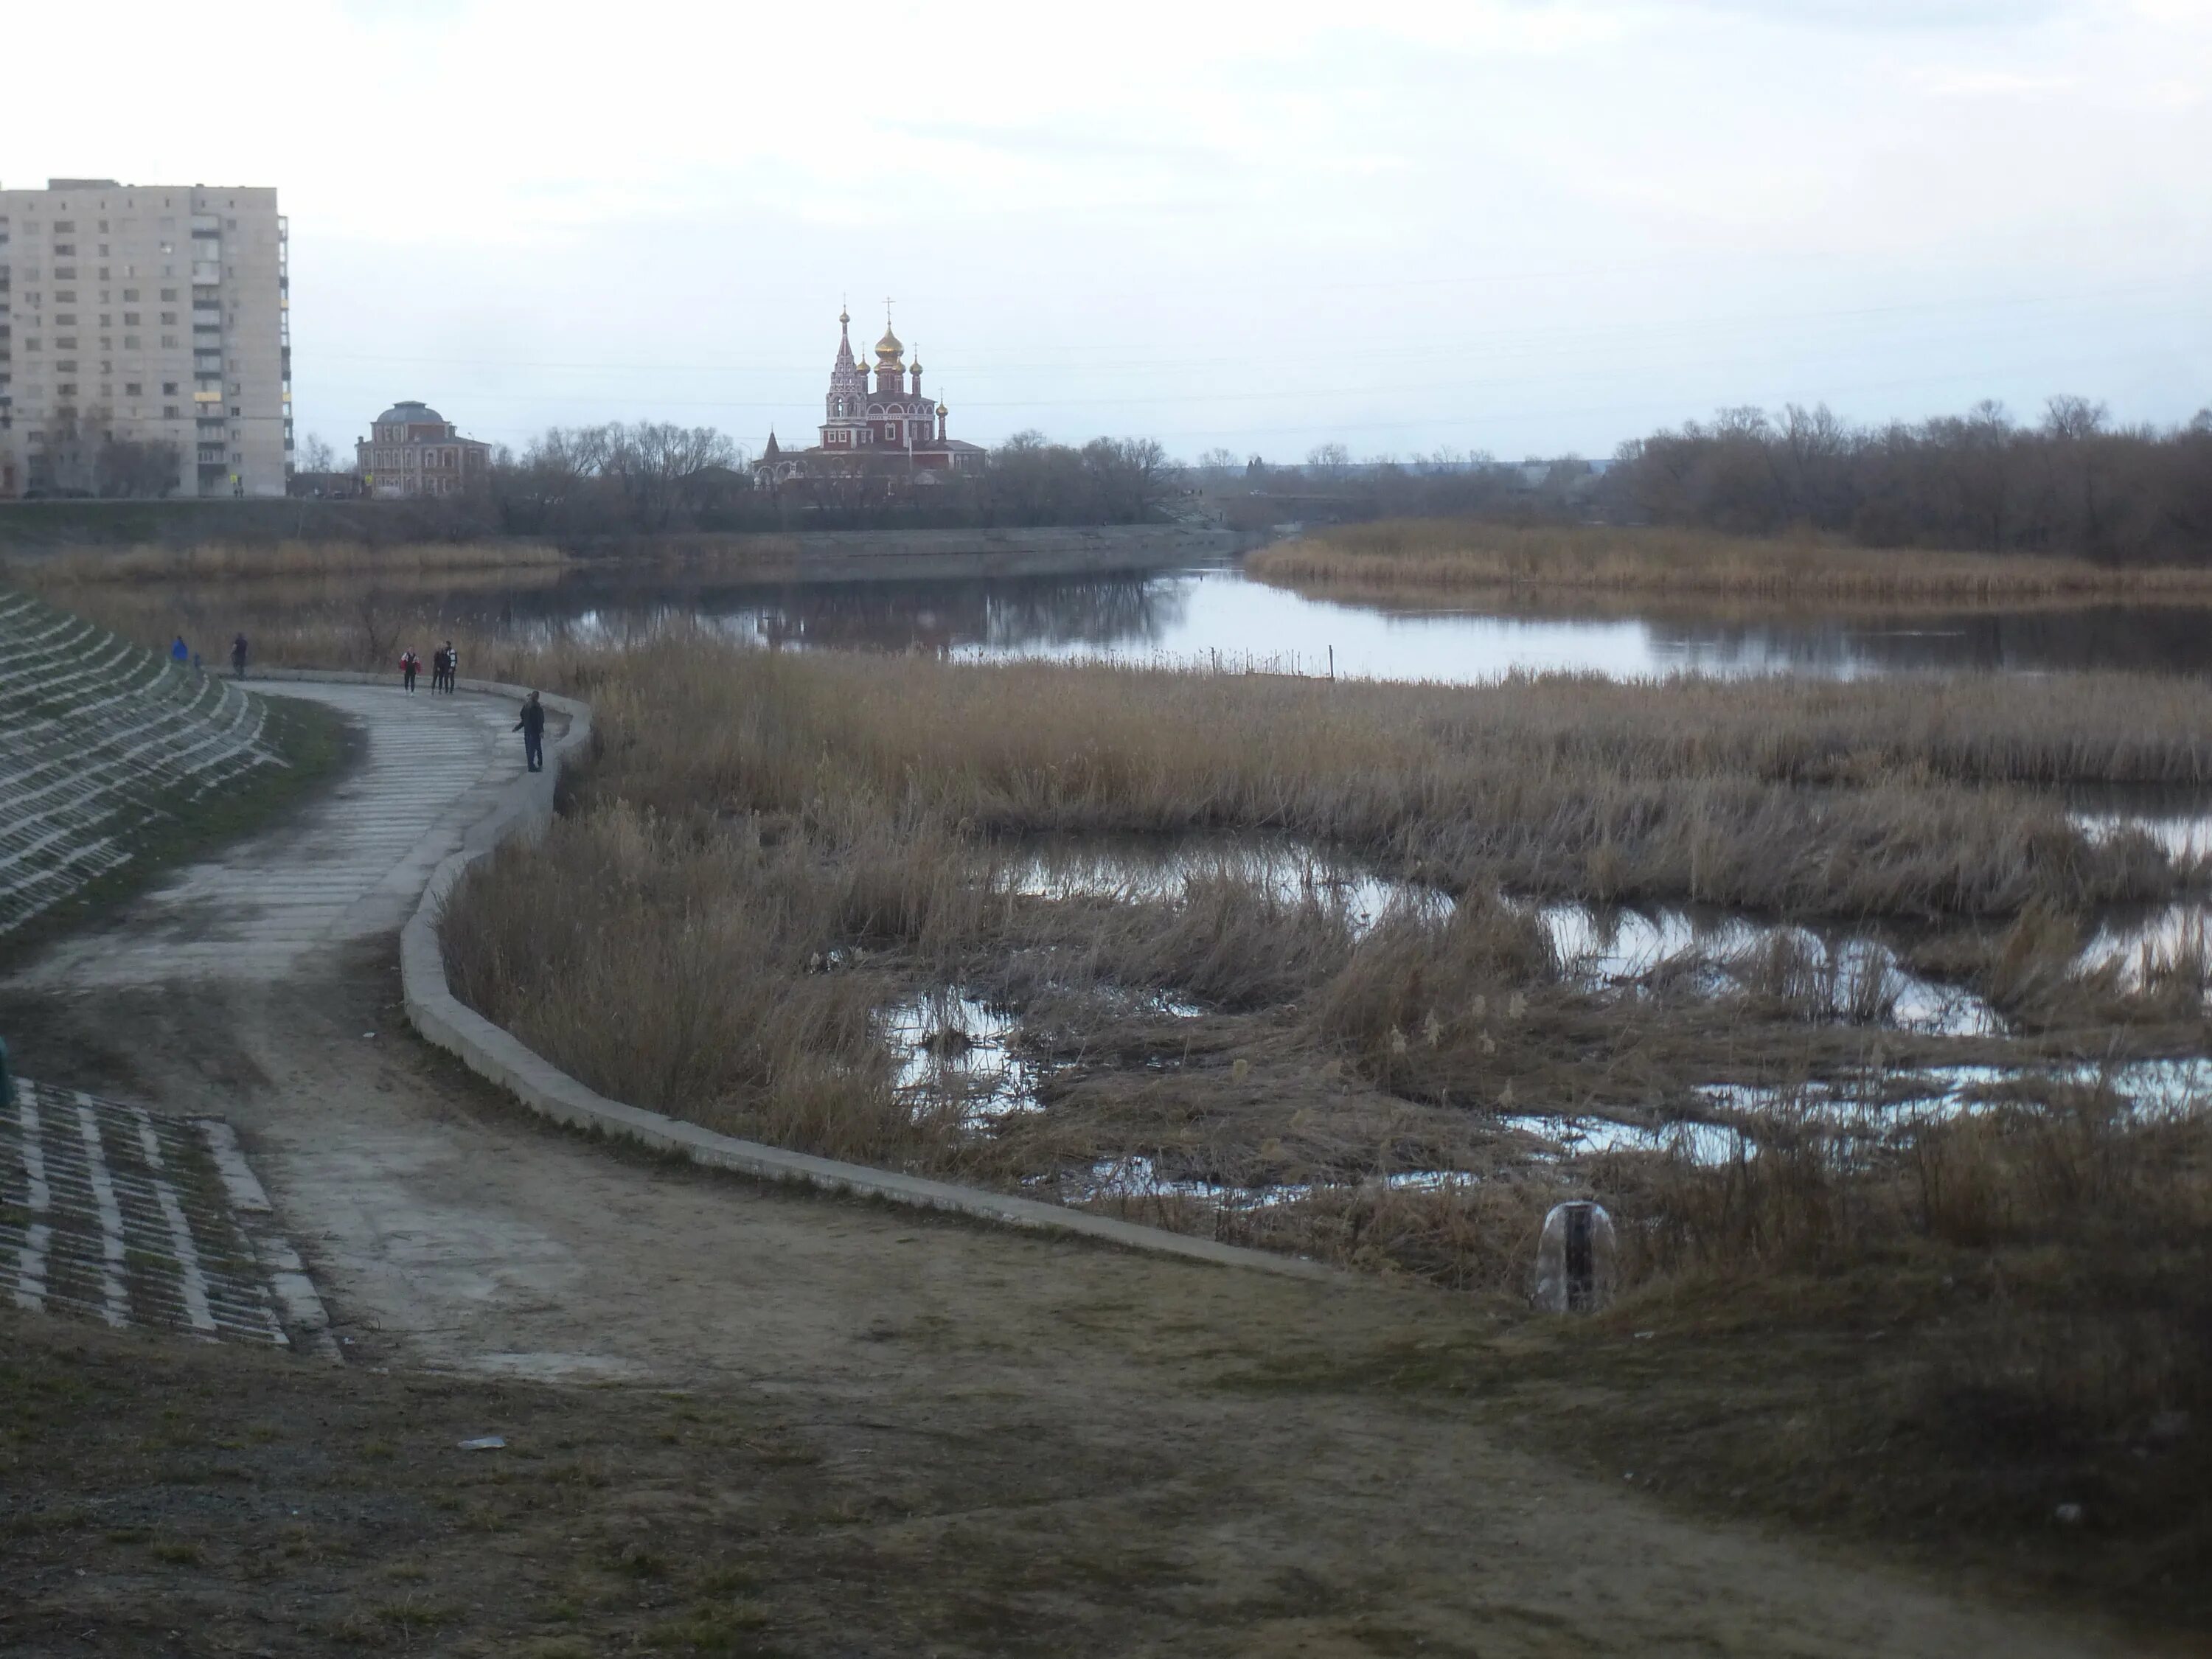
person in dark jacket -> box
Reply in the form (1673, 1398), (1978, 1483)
(515, 690), (546, 772)
(230, 633), (249, 679)
(400, 648), (420, 693)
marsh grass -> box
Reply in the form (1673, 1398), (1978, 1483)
(1248, 521), (2212, 606)
(439, 637), (2209, 1291)
(9, 538), (567, 584)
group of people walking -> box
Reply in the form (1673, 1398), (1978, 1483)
(399, 641), (459, 695)
(167, 633), (253, 678)
(167, 628), (546, 775)
(401, 641), (546, 771)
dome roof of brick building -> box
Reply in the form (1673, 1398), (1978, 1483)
(375, 400), (443, 426)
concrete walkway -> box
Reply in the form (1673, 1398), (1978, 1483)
(17, 682), (524, 987)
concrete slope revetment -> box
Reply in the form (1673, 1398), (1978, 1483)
(0, 589), (282, 939)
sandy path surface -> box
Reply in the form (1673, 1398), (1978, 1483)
(0, 681), (2157, 1657)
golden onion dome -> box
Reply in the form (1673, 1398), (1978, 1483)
(936, 401), (948, 417)
(875, 327), (903, 359)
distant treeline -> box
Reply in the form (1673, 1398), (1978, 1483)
(1225, 400), (2212, 564)
(1605, 399), (2212, 564)
(488, 423), (1175, 537)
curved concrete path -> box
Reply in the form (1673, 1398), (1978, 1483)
(0, 679), (2160, 1659)
(17, 682), (524, 987)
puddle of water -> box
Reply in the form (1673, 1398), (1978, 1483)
(1071, 1156), (1482, 1208)
(1697, 1055), (2212, 1123)
(1503, 1113), (1742, 1165)
(1009, 834), (2009, 1036)
(2077, 902), (2212, 992)
(1528, 902), (2000, 1037)
(882, 992), (1041, 1121)
(1071, 1155), (1311, 1208)
(1005, 839), (1444, 933)
(2070, 810), (2212, 865)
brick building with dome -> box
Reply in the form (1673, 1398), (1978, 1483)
(356, 400), (492, 498)
(754, 307), (986, 488)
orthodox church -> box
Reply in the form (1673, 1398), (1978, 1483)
(754, 306), (987, 486)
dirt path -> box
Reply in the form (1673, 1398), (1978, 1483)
(0, 681), (2160, 1656)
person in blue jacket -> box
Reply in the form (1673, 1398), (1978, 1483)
(170, 635), (189, 665)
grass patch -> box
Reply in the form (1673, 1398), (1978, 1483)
(1247, 521), (2212, 607)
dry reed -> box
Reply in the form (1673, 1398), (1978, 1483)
(1248, 521), (2212, 606)
(434, 636), (2208, 1282)
(8, 538), (568, 585)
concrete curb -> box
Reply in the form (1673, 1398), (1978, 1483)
(256, 672), (1337, 1283)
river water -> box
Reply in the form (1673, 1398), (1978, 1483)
(451, 559), (2212, 682)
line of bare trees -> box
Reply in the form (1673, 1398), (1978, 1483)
(26, 409), (184, 498)
(490, 422), (749, 535)
(483, 423), (1178, 537)
(1605, 397), (2212, 563)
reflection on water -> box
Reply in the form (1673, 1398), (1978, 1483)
(369, 560), (2212, 684)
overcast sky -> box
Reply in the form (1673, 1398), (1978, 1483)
(9, 0), (2207, 461)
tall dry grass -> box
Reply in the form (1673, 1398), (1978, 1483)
(437, 635), (2210, 1270)
(7, 538), (567, 585)
(575, 639), (2205, 918)
(1248, 521), (2212, 606)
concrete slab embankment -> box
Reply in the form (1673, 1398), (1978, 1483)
(256, 669), (1334, 1282)
(0, 589), (283, 936)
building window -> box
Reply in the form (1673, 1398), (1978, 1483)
(125, 382), (142, 397)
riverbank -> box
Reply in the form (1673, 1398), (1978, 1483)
(4, 521), (1242, 592)
(1248, 521), (2212, 606)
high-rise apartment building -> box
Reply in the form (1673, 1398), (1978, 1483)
(0, 179), (291, 498)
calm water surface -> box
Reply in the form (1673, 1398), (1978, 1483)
(451, 560), (2212, 683)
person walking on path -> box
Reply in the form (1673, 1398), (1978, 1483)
(400, 648), (420, 694)
(170, 635), (189, 667)
(428, 644), (448, 693)
(515, 690), (546, 773)
(442, 641), (459, 693)
(230, 633), (249, 680)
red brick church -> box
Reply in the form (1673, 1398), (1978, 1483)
(754, 306), (986, 487)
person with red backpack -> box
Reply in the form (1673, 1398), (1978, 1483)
(400, 648), (420, 693)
